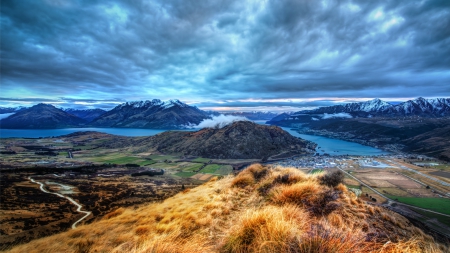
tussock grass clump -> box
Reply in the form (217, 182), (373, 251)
(272, 166), (308, 184)
(222, 205), (309, 253)
(246, 164), (268, 180)
(271, 181), (341, 216)
(5, 165), (447, 253)
(232, 164), (268, 188)
(271, 180), (323, 206)
(257, 167), (309, 196)
(231, 173), (255, 188)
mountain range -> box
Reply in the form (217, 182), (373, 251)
(0, 106), (27, 114)
(0, 104), (87, 129)
(297, 97), (450, 117)
(266, 97), (450, 161)
(0, 100), (210, 129)
(90, 99), (209, 129)
(1, 97), (449, 129)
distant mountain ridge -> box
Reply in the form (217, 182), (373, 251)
(0, 99), (211, 129)
(298, 97), (450, 117)
(0, 106), (28, 114)
(63, 108), (106, 122)
(90, 99), (210, 129)
(0, 104), (86, 129)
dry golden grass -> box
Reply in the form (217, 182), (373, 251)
(4, 165), (447, 253)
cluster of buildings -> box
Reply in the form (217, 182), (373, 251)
(275, 156), (341, 169)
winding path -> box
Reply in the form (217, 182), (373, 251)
(28, 177), (91, 229)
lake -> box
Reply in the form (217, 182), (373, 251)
(0, 128), (173, 138)
(280, 127), (390, 156)
(0, 122), (390, 156)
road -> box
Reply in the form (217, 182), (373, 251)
(337, 167), (450, 218)
(28, 177), (91, 229)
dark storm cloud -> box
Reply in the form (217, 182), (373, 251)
(1, 0), (449, 107)
(193, 100), (337, 109)
(0, 97), (123, 109)
(0, 97), (60, 103)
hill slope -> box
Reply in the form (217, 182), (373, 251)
(0, 104), (86, 129)
(5, 165), (446, 253)
(142, 121), (315, 159)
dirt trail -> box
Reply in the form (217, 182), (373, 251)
(28, 177), (91, 229)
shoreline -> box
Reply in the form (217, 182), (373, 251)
(291, 127), (405, 155)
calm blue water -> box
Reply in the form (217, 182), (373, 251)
(0, 128), (178, 138)
(0, 122), (389, 156)
(280, 127), (390, 156)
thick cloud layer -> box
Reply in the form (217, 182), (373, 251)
(1, 0), (449, 110)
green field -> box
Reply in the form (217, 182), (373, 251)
(150, 162), (180, 169)
(310, 169), (324, 174)
(192, 157), (211, 163)
(387, 195), (450, 215)
(215, 165), (233, 175)
(202, 164), (221, 173)
(84, 154), (152, 166)
(182, 163), (204, 172)
(149, 154), (179, 162)
(175, 172), (196, 178)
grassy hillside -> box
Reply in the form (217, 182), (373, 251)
(4, 165), (447, 253)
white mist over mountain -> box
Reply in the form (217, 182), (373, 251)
(0, 113), (15, 120)
(195, 115), (249, 129)
(322, 113), (353, 119)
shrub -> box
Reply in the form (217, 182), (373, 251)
(274, 174), (291, 184)
(257, 180), (273, 196)
(320, 171), (344, 187)
(305, 190), (341, 216)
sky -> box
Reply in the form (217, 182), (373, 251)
(1, 0), (450, 112)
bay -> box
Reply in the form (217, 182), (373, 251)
(280, 127), (390, 156)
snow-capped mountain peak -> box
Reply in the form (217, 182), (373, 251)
(117, 99), (190, 110)
(297, 97), (450, 117)
(162, 99), (189, 109)
(340, 98), (392, 113)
